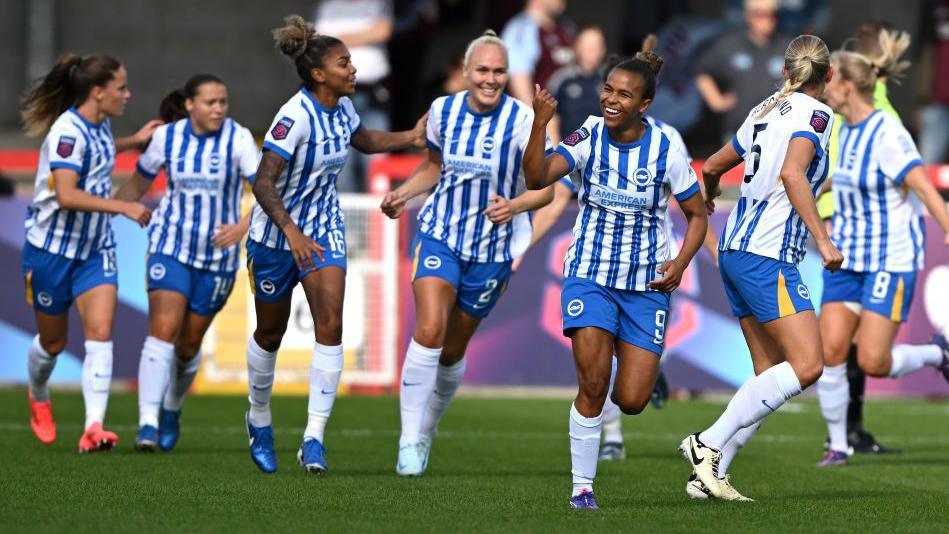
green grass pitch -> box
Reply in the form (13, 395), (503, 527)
(1, 389), (947, 532)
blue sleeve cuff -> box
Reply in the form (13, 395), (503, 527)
(893, 159), (924, 185)
(558, 177), (577, 192)
(790, 131), (824, 159)
(544, 147), (554, 157)
(246, 173), (257, 184)
(554, 146), (577, 172)
(426, 140), (441, 152)
(262, 141), (292, 161)
(731, 136), (745, 157)
(135, 161), (158, 180)
(49, 162), (82, 172)
(674, 182), (701, 202)
(351, 123), (364, 137)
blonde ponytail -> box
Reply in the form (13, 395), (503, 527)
(757, 35), (830, 118)
(833, 29), (911, 100)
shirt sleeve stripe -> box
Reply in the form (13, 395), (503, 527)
(555, 145), (576, 173)
(893, 158), (924, 185)
(790, 130), (824, 159)
(674, 181), (700, 202)
(731, 136), (745, 157)
(262, 141), (292, 161)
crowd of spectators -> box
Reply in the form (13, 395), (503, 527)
(310, 0), (947, 191)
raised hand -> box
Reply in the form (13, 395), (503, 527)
(532, 84), (558, 126)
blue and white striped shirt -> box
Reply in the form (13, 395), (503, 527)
(418, 91), (543, 263)
(26, 108), (116, 260)
(248, 88), (361, 250)
(556, 115), (700, 291)
(137, 118), (259, 272)
(831, 110), (925, 272)
(720, 91), (834, 264)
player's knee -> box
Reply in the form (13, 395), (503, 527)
(796, 359), (824, 388)
(439, 348), (464, 366)
(413, 322), (445, 349)
(84, 325), (112, 343)
(175, 341), (200, 360)
(253, 328), (285, 353)
(314, 316), (343, 346)
(822, 337), (850, 366)
(857, 348), (889, 377)
(40, 337), (67, 357)
(577, 375), (610, 403)
(611, 390), (652, 415)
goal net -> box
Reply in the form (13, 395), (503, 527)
(194, 194), (400, 395)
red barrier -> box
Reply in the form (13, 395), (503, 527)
(4, 148), (947, 192)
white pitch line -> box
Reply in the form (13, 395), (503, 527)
(1, 423), (947, 444)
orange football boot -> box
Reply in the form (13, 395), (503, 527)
(28, 392), (56, 445)
(78, 422), (118, 453)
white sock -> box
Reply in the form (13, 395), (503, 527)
(889, 344), (943, 377)
(570, 403), (602, 496)
(137, 336), (174, 427)
(420, 358), (466, 437)
(699, 361), (802, 449)
(717, 421), (761, 478)
(601, 356), (623, 443)
(304, 343), (343, 443)
(163, 352), (202, 411)
(247, 336), (277, 427)
(399, 339), (441, 446)
(82, 340), (113, 430)
(817, 363), (849, 452)
(28, 336), (57, 402)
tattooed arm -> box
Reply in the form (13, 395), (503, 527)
(252, 151), (324, 269)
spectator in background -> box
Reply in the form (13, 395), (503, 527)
(727, 0), (829, 36)
(695, 0), (790, 141)
(501, 0), (575, 105)
(918, 0), (949, 163)
(314, 0), (394, 192)
(545, 25), (607, 144)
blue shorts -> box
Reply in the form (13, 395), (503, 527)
(719, 250), (814, 323)
(561, 276), (671, 355)
(410, 232), (511, 318)
(147, 254), (236, 316)
(822, 269), (916, 322)
(22, 242), (117, 315)
(246, 233), (346, 303)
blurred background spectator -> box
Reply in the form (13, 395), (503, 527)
(501, 0), (576, 104)
(694, 0), (790, 142)
(314, 0), (394, 192)
(917, 0), (949, 163)
(545, 25), (607, 144)
(726, 0), (830, 35)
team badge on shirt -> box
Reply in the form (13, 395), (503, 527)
(809, 110), (830, 133)
(56, 136), (76, 158)
(270, 117), (295, 140)
(563, 127), (590, 146)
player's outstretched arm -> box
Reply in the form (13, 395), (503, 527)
(380, 149), (442, 219)
(113, 120), (162, 153)
(905, 166), (949, 245)
(780, 137), (843, 271)
(485, 184), (555, 225)
(113, 171), (153, 203)
(524, 85), (570, 190)
(53, 168), (150, 226)
(701, 141), (742, 213)
(351, 112), (428, 154)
